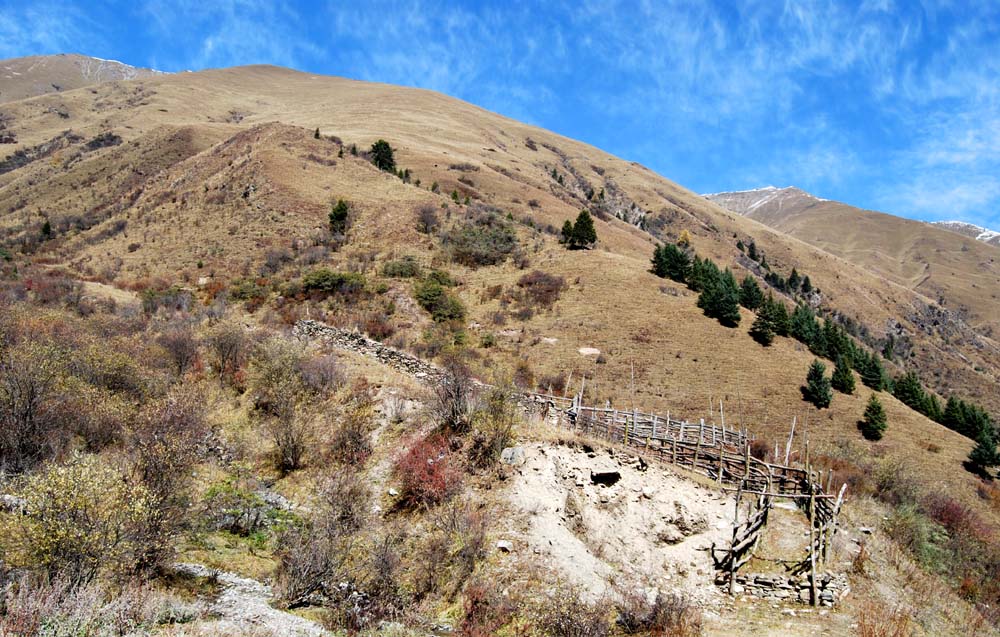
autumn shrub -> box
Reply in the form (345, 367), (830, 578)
(201, 467), (284, 537)
(1, 452), (154, 583)
(468, 385), (517, 468)
(329, 398), (374, 466)
(395, 435), (462, 506)
(364, 312), (395, 340)
(416, 203), (441, 234)
(460, 579), (516, 637)
(432, 356), (477, 432)
(535, 582), (612, 637)
(0, 341), (65, 474)
(0, 577), (200, 636)
(536, 371), (567, 395)
(157, 324), (199, 377)
(615, 589), (702, 636)
(516, 270), (565, 309)
(856, 599), (912, 637)
(248, 338), (314, 473)
(298, 354), (344, 394)
(204, 320), (248, 383)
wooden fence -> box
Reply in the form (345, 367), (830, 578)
(530, 392), (847, 605)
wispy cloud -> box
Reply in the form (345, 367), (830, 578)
(0, 1), (104, 59)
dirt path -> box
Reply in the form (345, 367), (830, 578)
(173, 562), (328, 636)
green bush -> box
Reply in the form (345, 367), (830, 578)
(301, 269), (366, 297)
(381, 257), (422, 278)
(414, 280), (466, 323)
(444, 212), (518, 267)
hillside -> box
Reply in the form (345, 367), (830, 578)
(932, 220), (1000, 247)
(0, 53), (164, 104)
(1, 55), (1000, 635)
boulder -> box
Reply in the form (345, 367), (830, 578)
(500, 447), (526, 466)
(496, 540), (514, 553)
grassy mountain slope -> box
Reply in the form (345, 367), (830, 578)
(0, 53), (164, 103)
(0, 60), (997, 507)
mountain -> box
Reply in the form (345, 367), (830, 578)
(705, 186), (1000, 339)
(1, 55), (999, 634)
(932, 220), (1000, 247)
(0, 53), (164, 103)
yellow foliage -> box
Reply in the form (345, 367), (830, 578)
(0, 452), (154, 582)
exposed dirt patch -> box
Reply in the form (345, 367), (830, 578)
(507, 442), (734, 605)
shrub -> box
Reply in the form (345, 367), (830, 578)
(536, 582), (611, 637)
(461, 579), (517, 637)
(201, 468), (273, 536)
(444, 211), (518, 267)
(468, 384), (517, 468)
(204, 320), (247, 383)
(394, 435), (462, 506)
(1, 452), (154, 582)
(329, 398), (374, 466)
(299, 354), (344, 394)
(517, 270), (565, 308)
(432, 356), (477, 432)
(414, 279), (466, 323)
(615, 589), (702, 636)
(302, 269), (366, 298)
(0, 342), (65, 474)
(416, 203), (440, 234)
(249, 339), (312, 473)
(381, 256), (422, 278)
(157, 325), (198, 377)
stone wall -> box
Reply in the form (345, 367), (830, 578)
(293, 319), (444, 382)
(722, 571), (850, 606)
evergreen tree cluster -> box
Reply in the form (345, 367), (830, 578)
(860, 394), (887, 440)
(802, 359), (833, 408)
(650, 241), (743, 327)
(369, 139), (395, 172)
(560, 209), (597, 249)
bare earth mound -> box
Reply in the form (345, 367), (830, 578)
(508, 442), (733, 605)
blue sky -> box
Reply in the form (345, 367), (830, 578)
(3, 0), (1000, 229)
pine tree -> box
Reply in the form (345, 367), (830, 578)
(749, 312), (774, 345)
(790, 304), (819, 345)
(739, 275), (764, 311)
(570, 209), (597, 248)
(802, 359), (832, 408)
(831, 355), (855, 394)
(688, 256), (718, 293)
(893, 372), (927, 413)
(314, 127), (320, 139)
(747, 240), (759, 262)
(788, 268), (801, 291)
(658, 244), (690, 282)
(370, 139), (395, 171)
(329, 199), (350, 235)
(560, 220), (575, 246)
(40, 219), (52, 238)
(859, 351), (886, 392)
(714, 269), (742, 327)
(860, 394), (887, 440)
(968, 428), (1000, 476)
(801, 275), (813, 294)
(769, 296), (790, 336)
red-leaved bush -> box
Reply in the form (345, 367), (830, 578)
(394, 435), (462, 506)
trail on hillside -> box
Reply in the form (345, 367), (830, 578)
(173, 563), (328, 636)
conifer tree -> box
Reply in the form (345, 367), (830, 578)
(747, 240), (759, 261)
(739, 275), (764, 311)
(859, 351), (887, 392)
(697, 264), (740, 327)
(328, 199), (350, 235)
(788, 267), (801, 291)
(860, 394), (887, 440)
(893, 372), (927, 413)
(801, 275), (813, 294)
(802, 359), (832, 408)
(370, 139), (395, 171)
(687, 256), (718, 293)
(314, 127), (320, 139)
(790, 304), (819, 345)
(560, 220), (575, 245)
(749, 312), (774, 345)
(831, 355), (855, 394)
(769, 296), (790, 336)
(968, 428), (1000, 476)
(570, 209), (597, 248)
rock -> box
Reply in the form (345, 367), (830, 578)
(578, 347), (601, 356)
(590, 463), (621, 486)
(781, 609), (796, 617)
(496, 540), (514, 553)
(388, 488), (399, 496)
(0, 494), (25, 512)
(731, 583), (744, 595)
(859, 526), (874, 535)
(641, 486), (656, 499)
(500, 447), (526, 466)
(657, 525), (685, 545)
